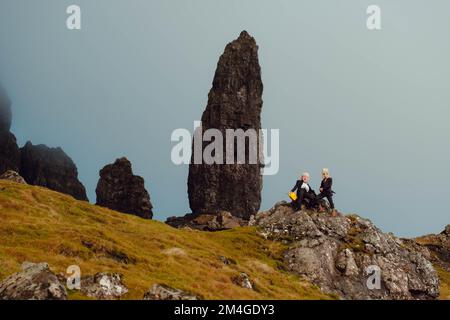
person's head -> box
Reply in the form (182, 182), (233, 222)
(322, 168), (330, 179)
(301, 172), (310, 183)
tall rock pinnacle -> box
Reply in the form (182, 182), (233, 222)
(187, 31), (264, 219)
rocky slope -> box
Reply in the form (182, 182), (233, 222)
(413, 226), (450, 299)
(187, 31), (264, 220)
(252, 202), (440, 300)
(0, 180), (449, 300)
(96, 157), (153, 219)
(415, 226), (450, 272)
(0, 180), (328, 300)
(20, 141), (88, 201)
(0, 87), (20, 174)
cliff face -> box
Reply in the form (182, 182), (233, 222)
(252, 202), (440, 300)
(96, 157), (153, 219)
(20, 141), (88, 201)
(0, 87), (20, 174)
(187, 31), (264, 220)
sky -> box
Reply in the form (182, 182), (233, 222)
(0, 0), (449, 237)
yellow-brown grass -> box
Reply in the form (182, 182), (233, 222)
(0, 180), (331, 300)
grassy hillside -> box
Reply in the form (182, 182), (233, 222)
(0, 180), (330, 300)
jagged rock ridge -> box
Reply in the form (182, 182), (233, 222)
(0, 86), (20, 174)
(96, 157), (153, 219)
(414, 225), (450, 273)
(20, 141), (88, 201)
(252, 202), (440, 300)
(187, 31), (264, 220)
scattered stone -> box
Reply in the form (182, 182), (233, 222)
(254, 201), (440, 300)
(0, 262), (67, 300)
(80, 273), (128, 300)
(143, 284), (198, 300)
(163, 247), (187, 257)
(187, 31), (264, 220)
(219, 256), (237, 265)
(19, 141), (88, 201)
(232, 273), (253, 290)
(0, 170), (26, 184)
(96, 157), (153, 219)
(166, 211), (247, 231)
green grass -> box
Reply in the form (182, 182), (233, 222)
(435, 266), (450, 300)
(0, 180), (331, 300)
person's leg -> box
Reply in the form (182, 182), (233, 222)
(327, 195), (335, 210)
(316, 193), (326, 212)
(295, 189), (306, 210)
(305, 193), (316, 209)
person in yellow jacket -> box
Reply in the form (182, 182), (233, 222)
(289, 172), (316, 211)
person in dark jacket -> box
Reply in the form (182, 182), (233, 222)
(316, 168), (336, 213)
(290, 172), (316, 210)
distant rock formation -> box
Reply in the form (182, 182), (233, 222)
(0, 87), (20, 174)
(166, 211), (247, 231)
(96, 157), (153, 219)
(187, 31), (264, 220)
(252, 202), (440, 300)
(0, 262), (67, 300)
(0, 170), (27, 184)
(20, 141), (88, 201)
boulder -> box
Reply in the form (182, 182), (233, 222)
(187, 31), (264, 220)
(166, 211), (247, 231)
(0, 170), (26, 184)
(0, 262), (67, 300)
(254, 202), (440, 300)
(19, 141), (88, 201)
(96, 157), (153, 219)
(0, 87), (20, 174)
(80, 273), (128, 300)
(231, 273), (253, 290)
(143, 284), (198, 300)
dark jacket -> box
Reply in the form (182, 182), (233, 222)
(291, 180), (315, 195)
(320, 177), (334, 196)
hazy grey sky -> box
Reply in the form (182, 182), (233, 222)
(1, 1), (449, 237)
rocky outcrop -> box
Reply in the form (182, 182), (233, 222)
(96, 157), (153, 219)
(0, 87), (20, 174)
(0, 170), (27, 184)
(187, 31), (264, 220)
(252, 202), (440, 300)
(19, 141), (88, 201)
(414, 225), (450, 273)
(0, 262), (67, 300)
(80, 273), (128, 300)
(166, 211), (247, 231)
(143, 284), (198, 300)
